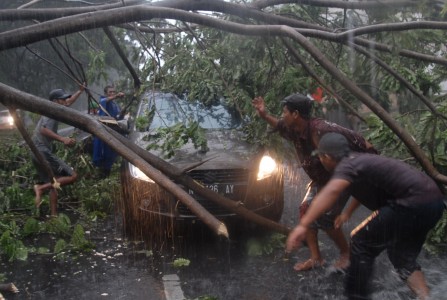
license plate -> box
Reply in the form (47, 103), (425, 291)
(188, 183), (236, 195)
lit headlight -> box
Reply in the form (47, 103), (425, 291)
(129, 163), (155, 183)
(7, 116), (13, 126)
(257, 155), (278, 180)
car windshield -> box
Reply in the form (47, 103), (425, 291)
(139, 92), (242, 130)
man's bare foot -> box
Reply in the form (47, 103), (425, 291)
(294, 258), (325, 271)
(0, 283), (18, 293)
(333, 254), (350, 271)
(34, 184), (43, 207)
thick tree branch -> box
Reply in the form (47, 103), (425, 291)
(1, 5), (446, 66)
(338, 21), (447, 39)
(252, 0), (419, 10)
(0, 0), (144, 21)
(103, 26), (141, 89)
(282, 38), (366, 123)
(0, 83), (292, 235)
(0, 1), (327, 30)
(0, 83), (228, 237)
(350, 42), (447, 120)
(280, 26), (447, 184)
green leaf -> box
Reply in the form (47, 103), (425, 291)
(44, 213), (71, 235)
(246, 238), (263, 257)
(15, 244), (28, 261)
(37, 247), (50, 254)
(23, 218), (40, 236)
(0, 230), (28, 262)
(54, 239), (68, 254)
(70, 224), (94, 252)
(172, 258), (191, 268)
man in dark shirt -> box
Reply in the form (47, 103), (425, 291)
(286, 133), (445, 300)
(252, 93), (377, 271)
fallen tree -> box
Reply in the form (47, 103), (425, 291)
(0, 83), (291, 236)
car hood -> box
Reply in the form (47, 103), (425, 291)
(132, 129), (259, 170)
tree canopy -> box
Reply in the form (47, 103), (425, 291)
(1, 0), (446, 182)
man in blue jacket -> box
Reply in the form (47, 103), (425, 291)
(92, 85), (125, 178)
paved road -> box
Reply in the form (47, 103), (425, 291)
(164, 166), (447, 300)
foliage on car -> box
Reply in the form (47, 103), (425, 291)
(144, 121), (208, 159)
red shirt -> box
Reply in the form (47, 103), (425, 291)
(276, 118), (378, 186)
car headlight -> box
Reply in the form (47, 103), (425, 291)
(7, 116), (13, 126)
(129, 163), (155, 183)
(257, 154), (278, 181)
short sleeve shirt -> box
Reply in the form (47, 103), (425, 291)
(276, 118), (377, 186)
(332, 153), (444, 210)
(32, 116), (59, 150)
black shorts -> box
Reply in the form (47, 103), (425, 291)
(299, 182), (350, 230)
(32, 147), (74, 183)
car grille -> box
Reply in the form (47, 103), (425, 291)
(176, 168), (251, 217)
(187, 168), (250, 184)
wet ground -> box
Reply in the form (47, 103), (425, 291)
(175, 169), (447, 300)
(1, 214), (165, 300)
(1, 167), (447, 300)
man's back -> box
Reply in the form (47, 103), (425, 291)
(333, 152), (443, 210)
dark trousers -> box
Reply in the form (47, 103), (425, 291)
(345, 200), (444, 300)
(92, 136), (117, 174)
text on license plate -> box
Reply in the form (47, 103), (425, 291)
(188, 184), (234, 195)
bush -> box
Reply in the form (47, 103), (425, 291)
(0, 132), (120, 261)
